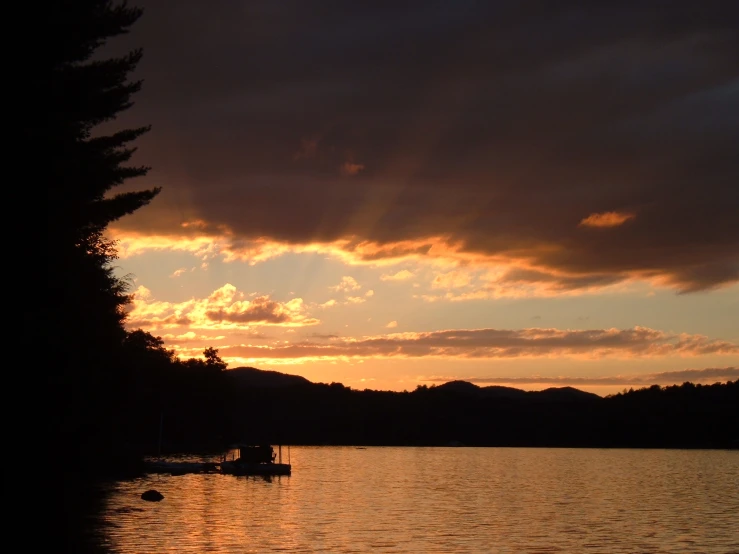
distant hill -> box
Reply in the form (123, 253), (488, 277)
(436, 380), (529, 399)
(225, 367), (313, 388)
(435, 380), (600, 401)
(224, 371), (600, 400)
(536, 386), (601, 401)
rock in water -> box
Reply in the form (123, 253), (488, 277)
(141, 489), (164, 502)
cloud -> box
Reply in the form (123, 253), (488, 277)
(420, 266), (634, 300)
(329, 276), (361, 292)
(340, 161), (365, 176)
(293, 136), (319, 160)
(431, 270), (473, 289)
(126, 284), (319, 330)
(318, 288), (373, 308)
(499, 268), (624, 292)
(381, 270), (415, 282)
(161, 331), (231, 340)
(109, 1), (739, 293)
(113, 230), (222, 260)
(308, 333), (340, 340)
(424, 367), (739, 387)
(207, 296), (304, 324)
(170, 267), (188, 278)
(579, 211), (635, 228)
(109, 223), (737, 298)
(216, 326), (738, 362)
(112, 228), (639, 299)
(386, 321), (398, 328)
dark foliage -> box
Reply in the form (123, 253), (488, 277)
(34, 1), (160, 465)
(131, 371), (737, 453)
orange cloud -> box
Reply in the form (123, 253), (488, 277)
(340, 161), (365, 176)
(158, 331), (239, 345)
(126, 284), (319, 330)
(108, 226), (726, 297)
(579, 211), (635, 228)
(113, 231), (221, 259)
(431, 270), (473, 289)
(329, 276), (361, 292)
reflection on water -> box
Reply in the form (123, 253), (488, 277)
(91, 448), (739, 553)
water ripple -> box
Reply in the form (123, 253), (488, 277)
(95, 448), (739, 553)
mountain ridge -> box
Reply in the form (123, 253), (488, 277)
(226, 367), (601, 400)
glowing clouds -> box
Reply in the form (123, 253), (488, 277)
(330, 276), (362, 292)
(126, 283), (319, 330)
(579, 211), (635, 228)
(110, 224), (734, 296)
(113, 231), (221, 259)
(431, 270), (473, 290)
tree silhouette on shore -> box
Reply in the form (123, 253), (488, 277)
(36, 1), (159, 462)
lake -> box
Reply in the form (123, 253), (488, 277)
(89, 447), (738, 553)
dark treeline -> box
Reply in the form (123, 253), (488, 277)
(125, 358), (738, 452)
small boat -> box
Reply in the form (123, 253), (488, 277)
(219, 444), (291, 476)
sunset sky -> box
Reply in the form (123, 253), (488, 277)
(105, 1), (738, 394)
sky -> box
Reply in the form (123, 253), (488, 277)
(104, 1), (738, 395)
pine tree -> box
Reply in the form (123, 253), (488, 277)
(31, 1), (160, 457)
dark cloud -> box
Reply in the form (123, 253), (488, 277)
(427, 366), (739, 386)
(206, 295), (312, 325)
(307, 333), (341, 340)
(207, 305), (290, 324)
(112, 1), (739, 291)
(498, 269), (623, 291)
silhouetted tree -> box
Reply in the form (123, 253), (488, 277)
(33, 1), (159, 460)
(204, 347), (227, 371)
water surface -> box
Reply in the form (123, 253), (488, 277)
(94, 447), (739, 553)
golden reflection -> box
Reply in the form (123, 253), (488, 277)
(101, 447), (739, 552)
